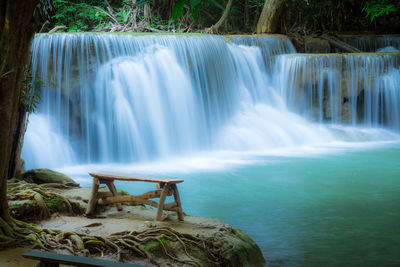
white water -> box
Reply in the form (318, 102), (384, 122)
(22, 34), (400, 171)
(277, 53), (400, 129)
(340, 36), (400, 52)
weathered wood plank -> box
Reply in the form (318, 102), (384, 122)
(171, 184), (184, 221)
(97, 195), (159, 208)
(137, 189), (173, 199)
(107, 182), (123, 211)
(156, 185), (169, 221)
(89, 172), (183, 184)
(22, 250), (147, 267)
(86, 178), (100, 215)
(163, 202), (177, 210)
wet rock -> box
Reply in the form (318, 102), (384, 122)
(342, 102), (352, 124)
(304, 37), (331, 53)
(21, 168), (79, 186)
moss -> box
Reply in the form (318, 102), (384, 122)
(45, 196), (64, 210)
(8, 178), (22, 183)
(143, 238), (168, 255)
(21, 169), (78, 185)
(9, 203), (21, 210)
(223, 33), (289, 43)
(218, 227), (266, 267)
(119, 190), (130, 196)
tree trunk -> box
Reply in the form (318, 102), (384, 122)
(8, 103), (27, 180)
(256, 0), (284, 34)
(209, 0), (233, 33)
(0, 0), (39, 224)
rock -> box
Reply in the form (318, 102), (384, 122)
(304, 37), (331, 53)
(8, 180), (266, 266)
(21, 168), (79, 186)
(218, 226), (266, 266)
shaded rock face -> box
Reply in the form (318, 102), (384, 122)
(21, 168), (79, 186)
(219, 227), (266, 267)
(304, 37), (331, 53)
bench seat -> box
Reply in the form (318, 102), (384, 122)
(86, 172), (184, 221)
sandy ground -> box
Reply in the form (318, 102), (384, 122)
(1, 186), (228, 266)
(0, 247), (38, 267)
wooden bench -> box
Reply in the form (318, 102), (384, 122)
(85, 173), (184, 221)
(22, 250), (147, 267)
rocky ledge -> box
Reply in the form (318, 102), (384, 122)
(7, 170), (266, 267)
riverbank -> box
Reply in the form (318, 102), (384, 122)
(6, 174), (266, 267)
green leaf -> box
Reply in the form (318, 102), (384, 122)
(173, 0), (186, 21)
(190, 6), (199, 22)
(189, 0), (201, 9)
(207, 0), (224, 11)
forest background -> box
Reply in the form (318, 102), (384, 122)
(46, 0), (400, 34)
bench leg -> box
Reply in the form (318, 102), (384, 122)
(155, 184), (169, 221)
(106, 182), (123, 211)
(86, 178), (99, 215)
(171, 184), (184, 221)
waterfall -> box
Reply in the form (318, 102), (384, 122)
(231, 36), (296, 69)
(22, 34), (400, 170)
(339, 35), (400, 52)
(277, 53), (400, 129)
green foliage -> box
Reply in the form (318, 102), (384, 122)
(45, 196), (64, 210)
(361, 0), (400, 21)
(20, 71), (44, 115)
(20, 87), (42, 115)
(173, 0), (201, 22)
(21, 66), (56, 114)
(9, 204), (21, 210)
(52, 0), (108, 32)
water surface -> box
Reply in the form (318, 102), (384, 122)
(63, 143), (400, 266)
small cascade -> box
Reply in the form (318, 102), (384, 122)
(277, 53), (400, 129)
(231, 36), (296, 69)
(339, 35), (400, 52)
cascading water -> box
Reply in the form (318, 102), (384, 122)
(276, 53), (400, 130)
(22, 33), (400, 170)
(231, 36), (296, 69)
(339, 35), (400, 52)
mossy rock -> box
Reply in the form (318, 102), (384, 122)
(219, 227), (266, 267)
(21, 169), (79, 186)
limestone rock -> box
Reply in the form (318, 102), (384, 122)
(21, 168), (79, 186)
(304, 37), (331, 53)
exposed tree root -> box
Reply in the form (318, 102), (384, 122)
(2, 181), (225, 266)
(0, 219), (224, 266)
(7, 181), (78, 220)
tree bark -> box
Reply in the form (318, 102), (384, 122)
(7, 103), (27, 180)
(0, 0), (40, 224)
(209, 0), (233, 33)
(256, 0), (284, 34)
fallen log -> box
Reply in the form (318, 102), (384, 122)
(321, 34), (362, 53)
